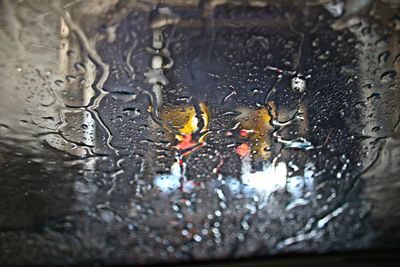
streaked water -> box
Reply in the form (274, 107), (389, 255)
(0, 0), (399, 265)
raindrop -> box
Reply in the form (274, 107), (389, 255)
(380, 70), (397, 83)
(291, 77), (306, 92)
(378, 51), (390, 65)
(193, 234), (202, 242)
(66, 75), (76, 83)
(367, 92), (381, 100)
(317, 51), (330, 60)
(74, 62), (87, 73)
(371, 126), (382, 132)
(250, 88), (263, 95)
(221, 90), (236, 104)
(123, 108), (141, 119)
(66, 50), (76, 57)
(54, 80), (64, 87)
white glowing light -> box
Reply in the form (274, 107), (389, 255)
(153, 161), (181, 192)
(241, 160), (287, 195)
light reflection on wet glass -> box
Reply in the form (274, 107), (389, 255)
(0, 0), (400, 266)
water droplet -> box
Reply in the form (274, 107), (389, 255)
(291, 77), (306, 92)
(380, 70), (397, 82)
(378, 51), (390, 65)
(74, 62), (87, 73)
(317, 51), (330, 60)
(123, 108), (141, 119)
(371, 126), (382, 132)
(54, 79), (64, 87)
(66, 75), (76, 83)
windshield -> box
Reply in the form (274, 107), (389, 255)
(0, 0), (399, 265)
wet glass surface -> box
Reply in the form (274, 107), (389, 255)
(0, 0), (400, 266)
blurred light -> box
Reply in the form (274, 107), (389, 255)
(154, 161), (181, 192)
(241, 160), (287, 195)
